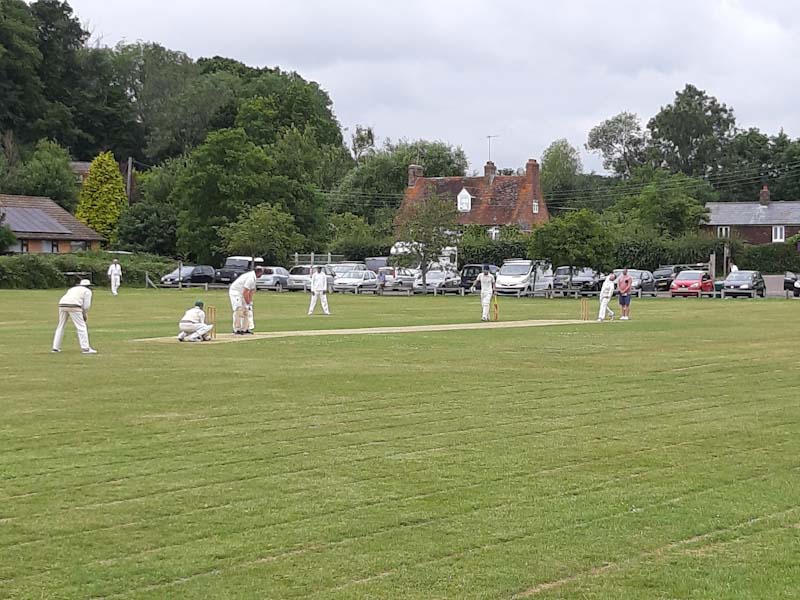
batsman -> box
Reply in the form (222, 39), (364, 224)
(228, 266), (262, 335)
(471, 264), (497, 322)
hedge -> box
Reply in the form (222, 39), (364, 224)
(0, 251), (177, 289)
(459, 239), (528, 267)
(738, 242), (800, 274)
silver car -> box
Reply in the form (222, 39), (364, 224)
(255, 266), (290, 291)
(334, 270), (378, 293)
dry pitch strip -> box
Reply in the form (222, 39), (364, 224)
(137, 319), (593, 344)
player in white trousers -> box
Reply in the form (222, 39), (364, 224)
(52, 279), (97, 354)
(471, 265), (496, 322)
(107, 259), (122, 295)
(229, 267), (262, 334)
(598, 273), (617, 322)
(308, 266), (330, 315)
(177, 300), (214, 342)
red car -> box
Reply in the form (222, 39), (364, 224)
(670, 270), (714, 297)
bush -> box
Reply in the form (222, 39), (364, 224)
(0, 252), (177, 289)
(739, 242), (800, 274)
(329, 236), (392, 262)
(613, 234), (738, 273)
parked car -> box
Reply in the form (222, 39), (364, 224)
(460, 264), (499, 291)
(215, 256), (264, 284)
(161, 265), (215, 286)
(653, 265), (681, 291)
(722, 270), (766, 297)
(784, 271), (800, 296)
(670, 270), (714, 297)
(553, 266), (601, 294)
(330, 262), (368, 277)
(255, 266), (290, 291)
(379, 266), (417, 289)
(334, 270), (378, 293)
(613, 269), (657, 296)
(288, 265), (335, 291)
(413, 269), (461, 293)
(495, 260), (551, 294)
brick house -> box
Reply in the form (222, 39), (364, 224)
(705, 185), (800, 244)
(397, 159), (549, 239)
(0, 194), (104, 253)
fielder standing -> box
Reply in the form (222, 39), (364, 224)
(617, 267), (632, 321)
(472, 264), (496, 322)
(177, 300), (214, 342)
(598, 273), (617, 322)
(308, 266), (331, 315)
(229, 266), (262, 335)
(52, 279), (97, 354)
(107, 259), (122, 296)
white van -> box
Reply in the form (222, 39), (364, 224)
(495, 259), (552, 294)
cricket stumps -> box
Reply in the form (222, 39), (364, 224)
(206, 305), (217, 339)
(580, 297), (590, 321)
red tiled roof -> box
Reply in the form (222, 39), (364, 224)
(398, 160), (549, 231)
(0, 194), (105, 241)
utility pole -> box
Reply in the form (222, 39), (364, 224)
(487, 135), (500, 162)
(126, 156), (134, 203)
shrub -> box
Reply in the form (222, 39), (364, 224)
(0, 252), (176, 289)
(738, 242), (800, 274)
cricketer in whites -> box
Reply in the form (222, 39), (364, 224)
(52, 279), (97, 354)
(107, 259), (122, 296)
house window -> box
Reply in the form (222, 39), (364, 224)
(41, 240), (53, 254)
(533, 200), (539, 214)
(488, 226), (500, 241)
(457, 188), (472, 213)
(70, 241), (88, 252)
(52, 241), (60, 253)
(20, 240), (29, 253)
(716, 226), (730, 238)
(772, 225), (785, 243)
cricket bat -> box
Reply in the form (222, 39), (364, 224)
(492, 294), (499, 321)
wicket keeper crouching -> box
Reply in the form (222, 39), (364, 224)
(177, 300), (214, 342)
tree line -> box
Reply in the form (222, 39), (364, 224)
(2, 0), (800, 268)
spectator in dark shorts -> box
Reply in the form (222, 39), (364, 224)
(618, 267), (633, 320)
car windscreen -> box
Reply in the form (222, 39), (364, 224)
(224, 259), (251, 269)
(290, 267), (310, 275)
(554, 267), (572, 276)
(727, 272), (754, 281)
(653, 269), (673, 277)
(500, 264), (530, 276)
(425, 271), (445, 280)
(675, 271), (702, 281)
(341, 271), (362, 278)
(462, 266), (481, 277)
(575, 268), (594, 277)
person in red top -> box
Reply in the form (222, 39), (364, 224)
(617, 267), (633, 320)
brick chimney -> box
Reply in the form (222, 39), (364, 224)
(484, 161), (497, 184)
(759, 184), (770, 206)
(526, 158), (542, 192)
(407, 164), (423, 187)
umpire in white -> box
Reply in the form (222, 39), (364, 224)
(52, 279), (97, 354)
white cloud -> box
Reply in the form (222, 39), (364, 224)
(71, 0), (800, 173)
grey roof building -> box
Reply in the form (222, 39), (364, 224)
(704, 185), (800, 245)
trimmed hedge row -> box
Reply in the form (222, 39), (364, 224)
(0, 252), (177, 289)
(738, 242), (800, 274)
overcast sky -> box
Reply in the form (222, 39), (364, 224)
(69, 0), (800, 173)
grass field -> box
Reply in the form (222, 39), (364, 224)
(1, 289), (798, 599)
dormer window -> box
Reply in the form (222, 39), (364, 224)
(457, 188), (472, 213)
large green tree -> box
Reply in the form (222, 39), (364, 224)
(28, 0), (87, 146)
(394, 192), (457, 285)
(586, 111), (647, 178)
(217, 203), (302, 265)
(13, 139), (77, 211)
(648, 84), (736, 177)
(0, 210), (16, 250)
(75, 151), (127, 242)
(173, 128), (272, 264)
(0, 0), (43, 137)
(529, 209), (614, 271)
(540, 138), (583, 200)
